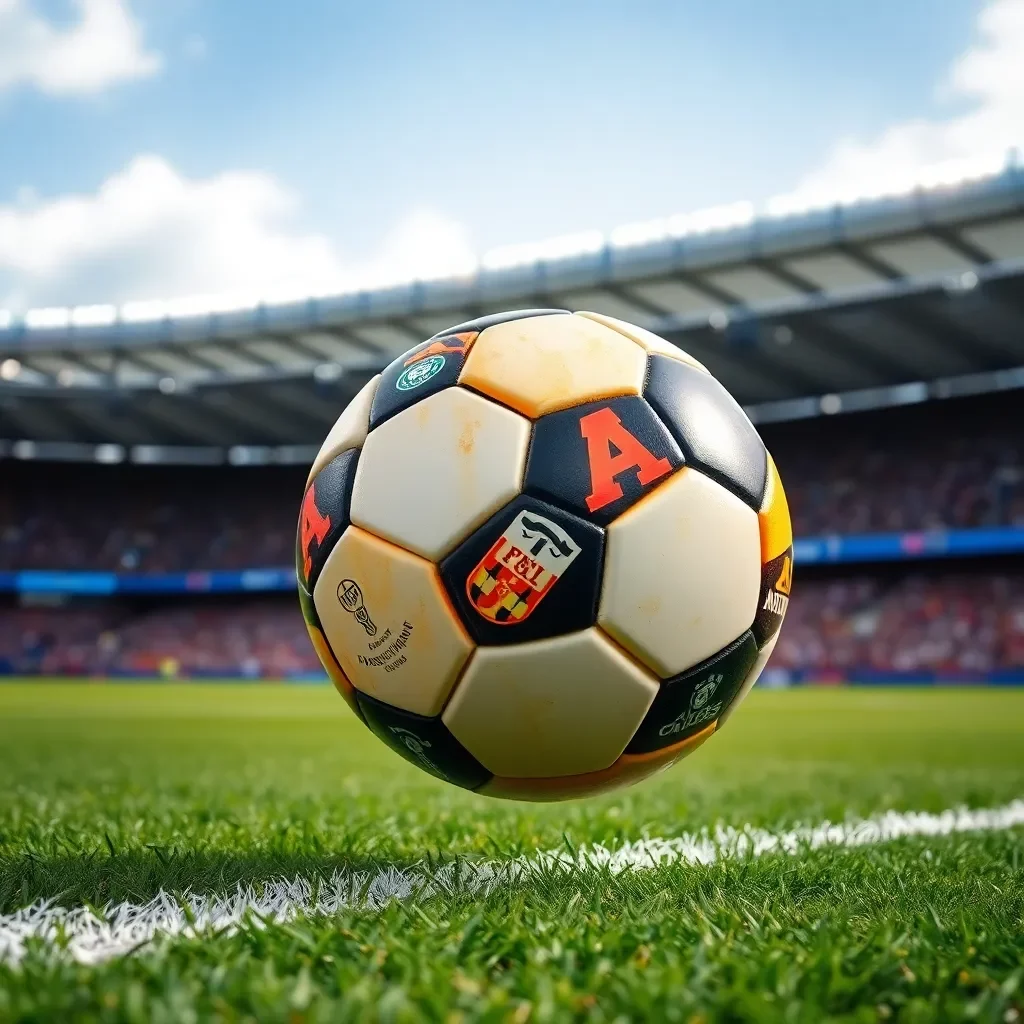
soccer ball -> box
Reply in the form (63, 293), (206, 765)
(297, 310), (792, 800)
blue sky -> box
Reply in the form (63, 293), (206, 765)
(0, 0), (1020, 311)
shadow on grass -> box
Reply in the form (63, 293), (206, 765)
(0, 847), (435, 914)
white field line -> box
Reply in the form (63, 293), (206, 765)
(2, 800), (1022, 966)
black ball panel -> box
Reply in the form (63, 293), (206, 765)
(369, 334), (477, 430)
(625, 631), (758, 754)
(753, 547), (793, 646)
(356, 692), (491, 791)
(440, 494), (604, 645)
(644, 354), (767, 510)
(524, 395), (684, 526)
(428, 309), (569, 339)
(296, 448), (358, 592)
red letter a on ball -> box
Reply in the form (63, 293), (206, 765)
(579, 407), (672, 513)
(300, 486), (331, 582)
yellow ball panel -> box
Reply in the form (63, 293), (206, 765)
(459, 312), (646, 418)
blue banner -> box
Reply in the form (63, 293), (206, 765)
(0, 567), (297, 595)
(792, 525), (1024, 565)
(1, 526), (1022, 595)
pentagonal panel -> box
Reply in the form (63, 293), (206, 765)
(459, 312), (647, 418)
(351, 387), (530, 560)
(443, 627), (657, 778)
(429, 309), (569, 338)
(440, 495), (603, 645)
(307, 374), (379, 486)
(626, 631), (757, 754)
(753, 454), (794, 646)
(313, 526), (473, 716)
(479, 722), (714, 802)
(598, 467), (761, 678)
(369, 332), (478, 430)
(298, 583), (362, 720)
(356, 691), (491, 790)
(296, 448), (358, 592)
(753, 549), (793, 647)
(717, 633), (779, 729)
(644, 354), (767, 509)
(524, 396), (683, 526)
(577, 311), (709, 373)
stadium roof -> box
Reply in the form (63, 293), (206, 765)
(1, 154), (1022, 456)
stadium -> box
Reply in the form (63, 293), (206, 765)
(1, 22), (1024, 1015)
(2, 162), (1022, 685)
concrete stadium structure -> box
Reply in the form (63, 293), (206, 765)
(0, 159), (1022, 460)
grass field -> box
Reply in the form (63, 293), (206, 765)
(0, 681), (1022, 1022)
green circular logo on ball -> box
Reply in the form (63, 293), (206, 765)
(396, 355), (445, 391)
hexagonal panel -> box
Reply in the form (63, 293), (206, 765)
(356, 691), (491, 790)
(577, 311), (709, 373)
(306, 374), (379, 486)
(298, 583), (362, 720)
(351, 387), (530, 561)
(717, 633), (779, 729)
(524, 395), (683, 526)
(598, 467), (761, 678)
(440, 494), (604, 645)
(644, 354), (767, 509)
(626, 631), (757, 754)
(753, 453), (793, 646)
(429, 309), (569, 338)
(369, 332), (478, 430)
(313, 526), (473, 716)
(479, 721), (714, 802)
(296, 448), (358, 592)
(443, 627), (657, 778)
(459, 312), (647, 418)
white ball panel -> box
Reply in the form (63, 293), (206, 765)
(313, 526), (473, 717)
(443, 628), (658, 778)
(350, 387), (530, 561)
(306, 374), (380, 486)
(598, 468), (761, 677)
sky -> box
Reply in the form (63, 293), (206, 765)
(0, 0), (1021, 313)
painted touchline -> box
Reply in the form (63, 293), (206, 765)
(1, 800), (1022, 967)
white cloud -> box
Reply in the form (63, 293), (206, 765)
(0, 155), (477, 313)
(0, 0), (160, 95)
(773, 0), (1024, 211)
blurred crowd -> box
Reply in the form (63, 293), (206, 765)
(2, 573), (1021, 679)
(0, 464), (300, 573)
(772, 394), (1024, 535)
(0, 599), (319, 679)
(0, 393), (1021, 573)
(771, 573), (1024, 677)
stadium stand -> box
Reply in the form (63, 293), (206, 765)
(0, 599), (320, 678)
(0, 164), (1021, 683)
(772, 571), (1024, 681)
(1, 392), (1020, 572)
(2, 571), (1021, 680)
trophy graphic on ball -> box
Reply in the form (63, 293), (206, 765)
(337, 579), (377, 636)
